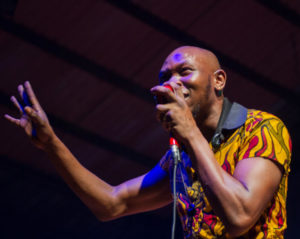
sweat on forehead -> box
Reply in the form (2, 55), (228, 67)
(163, 46), (220, 70)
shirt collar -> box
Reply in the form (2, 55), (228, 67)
(222, 102), (248, 130)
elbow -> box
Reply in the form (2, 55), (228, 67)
(95, 210), (120, 222)
(90, 207), (115, 222)
(225, 214), (254, 237)
(86, 186), (127, 223)
(94, 199), (127, 222)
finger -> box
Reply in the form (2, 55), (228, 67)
(24, 106), (41, 125)
(151, 85), (177, 103)
(22, 91), (32, 107)
(18, 83), (34, 108)
(156, 103), (170, 112)
(18, 84), (25, 100)
(10, 96), (24, 114)
(168, 82), (180, 91)
(156, 105), (173, 123)
(169, 82), (185, 100)
(4, 114), (21, 126)
(24, 81), (41, 110)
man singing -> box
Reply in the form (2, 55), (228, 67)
(5, 46), (291, 238)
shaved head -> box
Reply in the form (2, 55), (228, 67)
(163, 46), (221, 74)
(158, 46), (226, 134)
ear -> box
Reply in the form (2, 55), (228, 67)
(213, 69), (226, 96)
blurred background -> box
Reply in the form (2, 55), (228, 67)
(0, 0), (299, 238)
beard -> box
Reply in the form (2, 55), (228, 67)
(191, 75), (213, 123)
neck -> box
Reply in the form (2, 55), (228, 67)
(197, 97), (224, 141)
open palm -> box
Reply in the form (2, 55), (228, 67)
(5, 81), (55, 150)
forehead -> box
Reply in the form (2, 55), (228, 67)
(161, 50), (198, 70)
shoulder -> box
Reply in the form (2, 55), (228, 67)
(240, 109), (292, 172)
(244, 110), (290, 141)
(245, 110), (282, 130)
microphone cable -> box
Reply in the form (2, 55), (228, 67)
(154, 84), (181, 239)
(170, 137), (181, 239)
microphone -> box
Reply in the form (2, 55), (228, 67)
(163, 85), (180, 149)
(158, 85), (181, 162)
(155, 85), (180, 148)
(159, 85), (181, 239)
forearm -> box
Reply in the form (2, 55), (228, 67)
(6, 82), (152, 221)
(44, 135), (121, 221)
(185, 129), (253, 235)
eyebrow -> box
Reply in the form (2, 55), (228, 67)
(160, 62), (193, 75)
(160, 61), (192, 72)
(158, 62), (194, 84)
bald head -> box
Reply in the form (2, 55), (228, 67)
(163, 46), (221, 74)
(158, 46), (226, 127)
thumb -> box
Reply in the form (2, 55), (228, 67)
(24, 106), (42, 125)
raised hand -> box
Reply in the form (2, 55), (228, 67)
(151, 82), (197, 145)
(5, 81), (56, 150)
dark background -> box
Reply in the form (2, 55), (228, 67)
(0, 0), (299, 238)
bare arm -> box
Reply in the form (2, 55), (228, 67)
(45, 137), (172, 221)
(5, 81), (172, 221)
(151, 83), (282, 236)
(186, 130), (282, 236)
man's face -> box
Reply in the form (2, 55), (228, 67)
(158, 48), (215, 120)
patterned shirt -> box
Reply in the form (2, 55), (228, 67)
(159, 102), (292, 238)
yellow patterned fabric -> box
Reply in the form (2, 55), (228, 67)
(159, 109), (292, 238)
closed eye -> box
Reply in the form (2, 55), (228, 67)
(179, 67), (193, 76)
